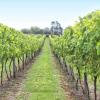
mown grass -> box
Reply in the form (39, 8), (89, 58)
(17, 38), (66, 100)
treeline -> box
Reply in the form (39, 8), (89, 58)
(50, 10), (100, 100)
(21, 21), (63, 35)
(21, 26), (44, 34)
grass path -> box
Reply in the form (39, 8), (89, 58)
(17, 38), (66, 100)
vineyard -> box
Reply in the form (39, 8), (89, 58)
(50, 10), (100, 100)
(0, 10), (100, 100)
(0, 24), (44, 85)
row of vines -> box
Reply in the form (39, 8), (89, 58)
(50, 10), (100, 100)
(0, 23), (44, 85)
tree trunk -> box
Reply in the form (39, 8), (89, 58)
(5, 58), (10, 80)
(63, 58), (68, 73)
(1, 60), (4, 85)
(70, 67), (75, 80)
(25, 53), (28, 64)
(94, 76), (97, 100)
(76, 78), (79, 90)
(13, 57), (16, 78)
(84, 72), (90, 100)
(76, 66), (85, 94)
(18, 58), (21, 71)
(22, 55), (25, 69)
(9, 58), (12, 78)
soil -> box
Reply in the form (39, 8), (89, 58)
(0, 59), (35, 100)
(0, 52), (100, 100)
(53, 54), (100, 100)
(53, 55), (85, 100)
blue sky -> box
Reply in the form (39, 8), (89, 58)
(0, 0), (100, 30)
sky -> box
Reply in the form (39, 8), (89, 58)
(0, 0), (100, 30)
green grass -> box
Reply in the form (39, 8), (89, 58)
(17, 38), (66, 100)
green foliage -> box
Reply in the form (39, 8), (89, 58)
(0, 24), (44, 60)
(50, 10), (100, 87)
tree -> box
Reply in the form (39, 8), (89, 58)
(43, 27), (51, 36)
(50, 21), (63, 35)
(21, 26), (44, 34)
(21, 28), (30, 34)
(30, 26), (43, 34)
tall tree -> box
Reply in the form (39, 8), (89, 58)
(51, 21), (63, 35)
